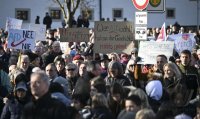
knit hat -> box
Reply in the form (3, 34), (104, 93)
(73, 54), (84, 61)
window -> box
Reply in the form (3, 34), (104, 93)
(15, 8), (30, 22)
(166, 8), (175, 19)
(113, 8), (123, 19)
(81, 9), (94, 21)
(50, 8), (61, 20)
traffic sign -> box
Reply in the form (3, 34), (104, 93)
(135, 27), (147, 40)
(132, 0), (149, 11)
(135, 12), (147, 25)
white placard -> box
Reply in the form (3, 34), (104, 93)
(137, 41), (174, 64)
(29, 23), (46, 41)
(167, 33), (196, 54)
(5, 17), (23, 31)
(7, 29), (36, 50)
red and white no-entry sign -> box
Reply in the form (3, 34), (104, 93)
(132, 0), (149, 11)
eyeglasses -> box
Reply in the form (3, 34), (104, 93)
(67, 69), (75, 71)
(129, 64), (134, 67)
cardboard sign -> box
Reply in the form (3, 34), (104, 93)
(94, 21), (134, 54)
(5, 17), (23, 31)
(138, 41), (174, 64)
(167, 33), (196, 54)
(29, 24), (46, 41)
(7, 29), (36, 50)
(59, 28), (90, 42)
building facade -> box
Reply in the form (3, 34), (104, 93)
(0, 0), (199, 29)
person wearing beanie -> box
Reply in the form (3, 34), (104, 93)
(72, 54), (84, 67)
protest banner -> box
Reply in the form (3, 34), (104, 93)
(7, 29), (36, 50)
(94, 21), (134, 54)
(29, 23), (46, 41)
(5, 17), (23, 31)
(60, 42), (69, 53)
(59, 28), (90, 42)
(137, 41), (174, 64)
(167, 33), (196, 54)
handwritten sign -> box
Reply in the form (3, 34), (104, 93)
(7, 29), (36, 50)
(167, 33), (196, 54)
(94, 21), (134, 54)
(137, 41), (174, 64)
(5, 17), (22, 31)
(60, 42), (69, 53)
(29, 24), (46, 41)
(59, 28), (89, 42)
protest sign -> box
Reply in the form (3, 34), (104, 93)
(59, 28), (90, 42)
(29, 23), (46, 41)
(7, 29), (36, 50)
(167, 33), (196, 54)
(5, 17), (23, 31)
(137, 41), (174, 64)
(94, 21), (134, 54)
(60, 42), (69, 53)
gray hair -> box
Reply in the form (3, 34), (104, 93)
(135, 108), (155, 119)
(31, 70), (50, 86)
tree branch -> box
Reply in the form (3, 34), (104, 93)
(72, 0), (81, 14)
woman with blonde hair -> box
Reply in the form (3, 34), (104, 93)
(135, 108), (155, 119)
(163, 62), (183, 90)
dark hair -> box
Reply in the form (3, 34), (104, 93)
(54, 55), (65, 65)
(72, 93), (90, 106)
(157, 54), (167, 61)
(181, 50), (191, 58)
(126, 95), (141, 107)
(110, 82), (124, 98)
(86, 60), (99, 72)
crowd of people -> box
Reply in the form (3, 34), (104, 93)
(0, 21), (200, 119)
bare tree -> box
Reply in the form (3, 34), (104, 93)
(54, 0), (94, 28)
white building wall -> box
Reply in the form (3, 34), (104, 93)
(0, 0), (199, 29)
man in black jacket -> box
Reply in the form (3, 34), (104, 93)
(21, 71), (68, 119)
(43, 12), (52, 29)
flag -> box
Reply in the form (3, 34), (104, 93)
(156, 22), (166, 42)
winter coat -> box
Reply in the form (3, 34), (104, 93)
(105, 75), (131, 87)
(91, 106), (114, 119)
(1, 97), (29, 119)
(21, 92), (68, 119)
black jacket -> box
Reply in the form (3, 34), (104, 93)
(21, 92), (68, 119)
(1, 96), (29, 119)
(91, 106), (114, 119)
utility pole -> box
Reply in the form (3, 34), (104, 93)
(197, 0), (199, 31)
(99, 0), (102, 20)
